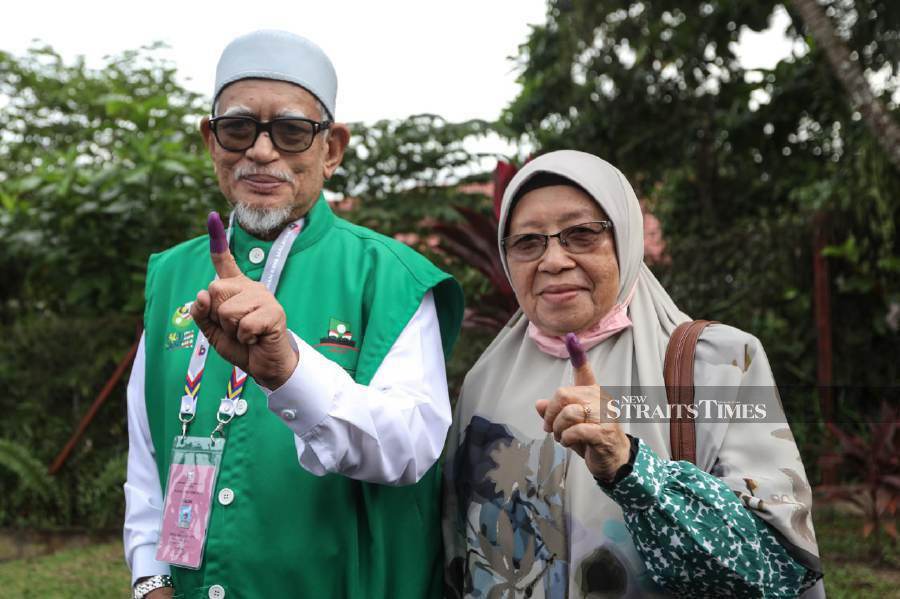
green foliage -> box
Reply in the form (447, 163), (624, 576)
(0, 315), (134, 527)
(431, 162), (522, 334)
(80, 453), (128, 530)
(0, 44), (222, 528)
(0, 436), (60, 528)
(434, 205), (518, 331)
(0, 439), (54, 500)
(0, 44), (224, 319)
(332, 114), (497, 236)
(504, 1), (900, 427)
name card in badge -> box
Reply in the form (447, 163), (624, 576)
(156, 435), (225, 569)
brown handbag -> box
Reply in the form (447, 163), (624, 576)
(663, 320), (717, 464)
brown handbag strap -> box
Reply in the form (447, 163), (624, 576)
(664, 320), (717, 464)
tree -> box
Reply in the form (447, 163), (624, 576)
(790, 0), (900, 170)
(331, 114), (495, 234)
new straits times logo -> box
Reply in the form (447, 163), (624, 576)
(610, 394), (768, 421)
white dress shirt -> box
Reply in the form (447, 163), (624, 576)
(123, 291), (450, 583)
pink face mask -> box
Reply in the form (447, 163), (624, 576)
(527, 281), (637, 359)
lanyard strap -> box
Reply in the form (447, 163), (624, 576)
(179, 214), (303, 437)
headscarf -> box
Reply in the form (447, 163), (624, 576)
(443, 150), (821, 598)
(498, 150), (689, 388)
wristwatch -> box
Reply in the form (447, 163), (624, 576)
(133, 575), (174, 598)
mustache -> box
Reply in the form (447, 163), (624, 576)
(233, 165), (293, 183)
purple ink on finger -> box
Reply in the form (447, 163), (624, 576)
(565, 332), (587, 368)
(207, 211), (227, 254)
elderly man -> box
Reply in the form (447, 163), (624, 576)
(123, 30), (463, 599)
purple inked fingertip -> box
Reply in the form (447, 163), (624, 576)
(207, 211), (227, 254)
(565, 332), (587, 368)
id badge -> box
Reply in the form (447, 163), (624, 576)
(156, 435), (225, 569)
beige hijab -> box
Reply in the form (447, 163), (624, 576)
(496, 151), (689, 390)
(443, 151), (821, 598)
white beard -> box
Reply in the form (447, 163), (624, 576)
(232, 202), (294, 237)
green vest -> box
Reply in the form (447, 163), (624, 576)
(143, 197), (463, 599)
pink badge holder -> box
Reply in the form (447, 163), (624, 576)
(156, 435), (225, 569)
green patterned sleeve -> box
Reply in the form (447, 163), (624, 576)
(599, 438), (819, 598)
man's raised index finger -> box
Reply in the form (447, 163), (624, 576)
(207, 211), (242, 279)
(565, 333), (596, 386)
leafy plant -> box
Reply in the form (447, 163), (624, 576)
(0, 44), (218, 528)
(436, 205), (518, 331)
(0, 439), (54, 500)
(0, 438), (61, 528)
(331, 114), (497, 239)
(431, 161), (520, 333)
(819, 400), (900, 559)
(432, 205), (515, 333)
(79, 453), (127, 530)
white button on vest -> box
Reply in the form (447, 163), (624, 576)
(234, 398), (248, 416)
(218, 488), (235, 506)
(281, 409), (296, 421)
(248, 247), (265, 264)
(208, 584), (226, 599)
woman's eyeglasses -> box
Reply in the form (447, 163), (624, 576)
(208, 116), (331, 153)
(502, 221), (614, 262)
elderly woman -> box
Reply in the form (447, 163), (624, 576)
(443, 151), (823, 598)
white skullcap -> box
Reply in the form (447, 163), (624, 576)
(213, 30), (337, 119)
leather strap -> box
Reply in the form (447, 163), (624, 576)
(664, 320), (717, 464)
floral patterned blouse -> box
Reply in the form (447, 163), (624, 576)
(601, 437), (820, 598)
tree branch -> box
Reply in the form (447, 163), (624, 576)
(789, 0), (900, 170)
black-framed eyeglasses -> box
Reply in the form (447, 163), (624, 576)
(502, 220), (614, 262)
(208, 115), (332, 153)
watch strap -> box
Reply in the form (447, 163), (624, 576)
(133, 574), (174, 599)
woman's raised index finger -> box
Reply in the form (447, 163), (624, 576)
(565, 333), (596, 386)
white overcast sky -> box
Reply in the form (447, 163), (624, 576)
(2, 0), (546, 123)
(1, 1), (801, 126)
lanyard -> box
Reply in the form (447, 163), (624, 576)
(179, 213), (303, 438)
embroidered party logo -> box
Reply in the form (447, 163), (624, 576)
(316, 318), (358, 352)
(164, 301), (197, 350)
(165, 330), (196, 351)
(171, 301), (195, 329)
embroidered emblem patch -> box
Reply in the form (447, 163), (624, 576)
(316, 318), (359, 352)
(165, 330), (196, 351)
(171, 301), (195, 329)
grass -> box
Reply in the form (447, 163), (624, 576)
(0, 541), (130, 598)
(814, 508), (900, 599)
(0, 512), (896, 597)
